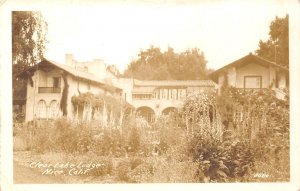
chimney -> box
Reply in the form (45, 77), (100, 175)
(89, 58), (106, 78)
(65, 54), (74, 67)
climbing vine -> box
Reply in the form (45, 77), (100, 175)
(60, 72), (69, 116)
(183, 91), (223, 139)
(71, 92), (133, 120)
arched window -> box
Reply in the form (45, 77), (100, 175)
(162, 107), (177, 115)
(37, 100), (47, 118)
(136, 106), (155, 123)
(49, 100), (59, 118)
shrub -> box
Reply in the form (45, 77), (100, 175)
(152, 115), (186, 153)
(188, 131), (255, 182)
(90, 128), (126, 157)
(127, 127), (141, 154)
(116, 159), (131, 182)
(15, 118), (95, 154)
(127, 161), (153, 183)
(13, 136), (28, 151)
(130, 157), (144, 170)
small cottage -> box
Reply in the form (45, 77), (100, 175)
(210, 53), (289, 99)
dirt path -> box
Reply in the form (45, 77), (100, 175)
(13, 160), (65, 184)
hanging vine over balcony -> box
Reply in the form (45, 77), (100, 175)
(71, 92), (134, 119)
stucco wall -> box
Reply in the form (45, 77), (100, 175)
(278, 72), (287, 89)
(25, 69), (118, 122)
(133, 99), (184, 116)
(187, 86), (215, 95)
(227, 67), (236, 87)
(218, 74), (225, 87)
(217, 63), (287, 91)
(25, 70), (63, 121)
(25, 73), (36, 122)
(217, 67), (236, 88)
(236, 63), (270, 88)
(132, 86), (215, 116)
(269, 67), (276, 89)
(87, 59), (106, 78)
(113, 78), (134, 103)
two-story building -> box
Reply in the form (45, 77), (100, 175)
(112, 78), (217, 122)
(18, 54), (217, 122)
(18, 56), (122, 122)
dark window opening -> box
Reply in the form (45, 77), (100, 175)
(53, 77), (61, 88)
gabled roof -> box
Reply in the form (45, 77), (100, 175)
(133, 79), (216, 87)
(18, 59), (122, 92)
(210, 53), (289, 78)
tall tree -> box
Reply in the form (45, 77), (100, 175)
(12, 11), (48, 103)
(255, 15), (288, 68)
(124, 46), (208, 80)
(12, 11), (48, 74)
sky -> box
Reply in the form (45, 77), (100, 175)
(42, 1), (290, 73)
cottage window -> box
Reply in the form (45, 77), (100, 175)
(244, 76), (262, 89)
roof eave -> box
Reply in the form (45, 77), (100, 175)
(17, 59), (122, 93)
(210, 54), (289, 77)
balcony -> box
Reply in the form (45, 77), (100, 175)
(38, 87), (61, 93)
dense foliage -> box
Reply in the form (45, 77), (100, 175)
(14, 88), (289, 183)
(12, 11), (48, 104)
(182, 91), (255, 182)
(216, 87), (289, 181)
(123, 46), (208, 80)
(255, 15), (288, 68)
(12, 11), (48, 71)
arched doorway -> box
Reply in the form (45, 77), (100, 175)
(136, 106), (155, 123)
(37, 100), (47, 118)
(49, 100), (59, 118)
(162, 107), (177, 115)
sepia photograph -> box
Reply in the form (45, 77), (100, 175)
(1, 0), (300, 190)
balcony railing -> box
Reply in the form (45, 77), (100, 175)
(38, 87), (61, 93)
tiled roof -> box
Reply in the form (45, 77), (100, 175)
(133, 79), (216, 87)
